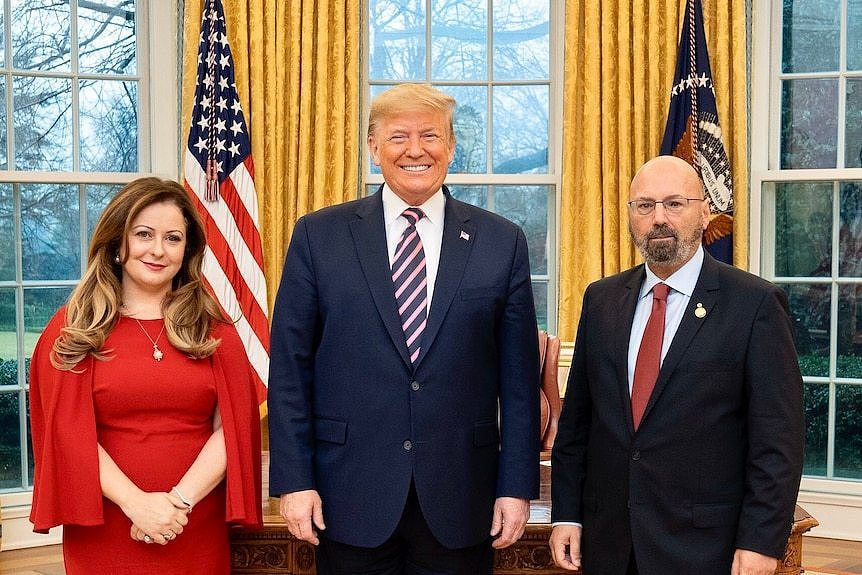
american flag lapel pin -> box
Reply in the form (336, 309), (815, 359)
(460, 230), (470, 241)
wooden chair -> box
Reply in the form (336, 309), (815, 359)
(538, 330), (562, 453)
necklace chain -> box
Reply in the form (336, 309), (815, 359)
(132, 318), (166, 361)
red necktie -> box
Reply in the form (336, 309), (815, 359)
(391, 208), (427, 364)
(631, 283), (670, 430)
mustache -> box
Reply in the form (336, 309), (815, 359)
(646, 224), (677, 240)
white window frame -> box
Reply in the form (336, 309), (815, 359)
(751, 0), (862, 541)
(360, 1), (564, 334)
(0, 0), (180, 550)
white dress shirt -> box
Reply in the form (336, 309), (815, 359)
(382, 184), (445, 312)
(626, 246), (705, 391)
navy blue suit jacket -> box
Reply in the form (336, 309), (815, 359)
(551, 254), (804, 575)
(268, 187), (540, 549)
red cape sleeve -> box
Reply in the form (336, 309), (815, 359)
(29, 308), (104, 533)
(212, 322), (263, 527)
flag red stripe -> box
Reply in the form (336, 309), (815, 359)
(186, 186), (271, 345)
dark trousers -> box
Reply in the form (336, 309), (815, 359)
(315, 484), (494, 575)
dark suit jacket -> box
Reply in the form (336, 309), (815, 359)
(551, 253), (804, 575)
(268, 186), (540, 549)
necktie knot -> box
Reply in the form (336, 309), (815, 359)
(402, 207), (424, 227)
(652, 283), (670, 302)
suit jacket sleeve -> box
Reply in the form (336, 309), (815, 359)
(735, 285), (804, 558)
(550, 285), (593, 522)
(495, 225), (541, 499)
(267, 216), (319, 496)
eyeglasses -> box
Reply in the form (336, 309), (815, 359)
(627, 197), (705, 216)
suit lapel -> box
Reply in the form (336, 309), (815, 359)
(349, 188), (413, 368)
(618, 267), (646, 434)
(640, 254), (721, 426)
(414, 191), (474, 367)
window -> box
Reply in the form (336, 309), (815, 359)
(0, 0), (178, 494)
(363, 0), (561, 331)
(752, 0), (862, 484)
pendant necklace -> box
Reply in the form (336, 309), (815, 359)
(132, 318), (166, 361)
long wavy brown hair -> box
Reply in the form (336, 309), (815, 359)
(51, 177), (226, 370)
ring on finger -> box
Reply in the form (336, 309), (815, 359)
(162, 532), (173, 541)
(143, 535), (153, 544)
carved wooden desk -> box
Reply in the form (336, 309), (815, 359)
(231, 460), (817, 574)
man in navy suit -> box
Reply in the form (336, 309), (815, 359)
(549, 156), (804, 575)
(268, 83), (540, 575)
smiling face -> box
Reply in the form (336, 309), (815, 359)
(628, 156), (710, 279)
(121, 200), (188, 299)
(368, 108), (456, 206)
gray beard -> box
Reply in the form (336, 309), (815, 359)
(633, 224), (702, 268)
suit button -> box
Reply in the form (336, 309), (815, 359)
(411, 381), (420, 391)
(403, 440), (413, 451)
(631, 450), (641, 461)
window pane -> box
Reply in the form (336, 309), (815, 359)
(79, 80), (138, 172)
(87, 183), (120, 240)
(25, 390), (32, 486)
(368, 0), (426, 81)
(782, 283), (830, 377)
(781, 0), (840, 73)
(834, 384), (862, 479)
(493, 85), (548, 173)
(431, 0), (486, 81)
(11, 0), (71, 72)
(0, 184), (14, 281)
(781, 79), (838, 169)
(21, 183), (80, 280)
(837, 284), (862, 378)
(849, 0), (862, 71)
(14, 76), (73, 171)
(496, 185), (548, 274)
(446, 85), (487, 173)
(447, 184), (487, 209)
(0, 3), (5, 68)
(493, 0), (549, 81)
(774, 182), (832, 277)
(532, 280), (547, 331)
(0, 289), (16, 374)
(0, 391), (22, 488)
(0, 77), (7, 169)
(846, 79), (862, 168)
(839, 182), (862, 276)
(77, 0), (136, 75)
(24, 288), (71, 354)
(802, 382), (828, 476)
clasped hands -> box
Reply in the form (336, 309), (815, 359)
(279, 490), (529, 549)
(124, 490), (190, 545)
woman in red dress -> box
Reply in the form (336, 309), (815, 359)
(29, 178), (262, 574)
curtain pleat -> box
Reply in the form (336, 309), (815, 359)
(558, 0), (748, 341)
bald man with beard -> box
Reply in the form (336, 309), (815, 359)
(549, 156), (804, 575)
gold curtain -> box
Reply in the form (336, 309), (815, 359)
(558, 0), (748, 341)
(181, 0), (360, 309)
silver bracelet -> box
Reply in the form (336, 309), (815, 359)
(171, 486), (194, 513)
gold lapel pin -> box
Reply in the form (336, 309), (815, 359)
(694, 303), (706, 318)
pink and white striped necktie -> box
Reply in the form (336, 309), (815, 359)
(392, 207), (428, 364)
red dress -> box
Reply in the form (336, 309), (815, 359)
(61, 317), (229, 574)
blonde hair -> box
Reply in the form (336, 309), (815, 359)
(368, 83), (457, 143)
(51, 177), (225, 370)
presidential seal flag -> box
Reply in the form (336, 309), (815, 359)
(660, 0), (734, 263)
(184, 0), (269, 407)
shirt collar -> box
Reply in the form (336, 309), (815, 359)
(640, 245), (705, 299)
(382, 184), (446, 228)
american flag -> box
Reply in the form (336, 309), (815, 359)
(183, 0), (269, 405)
(660, 0), (734, 264)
